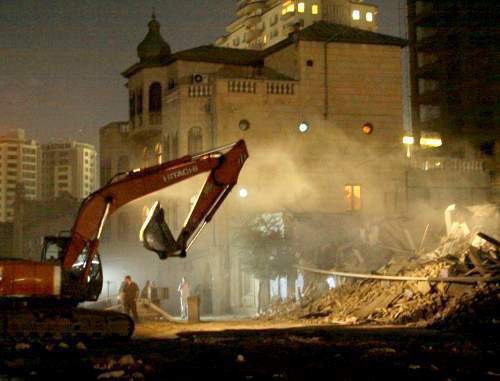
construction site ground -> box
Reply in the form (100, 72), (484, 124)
(1, 318), (499, 380)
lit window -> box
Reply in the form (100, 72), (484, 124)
(298, 2), (305, 13)
(366, 12), (373, 22)
(352, 10), (360, 20)
(345, 185), (361, 211)
(263, 34), (267, 44)
(312, 4), (319, 15)
(287, 3), (295, 13)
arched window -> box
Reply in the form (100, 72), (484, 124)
(188, 127), (203, 155)
(149, 82), (162, 125)
(155, 142), (163, 164)
(129, 91), (136, 120)
(117, 155), (129, 173)
(142, 147), (150, 166)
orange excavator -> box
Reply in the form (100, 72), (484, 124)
(0, 140), (248, 339)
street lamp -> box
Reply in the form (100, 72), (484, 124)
(402, 135), (415, 158)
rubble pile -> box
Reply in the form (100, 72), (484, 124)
(262, 230), (499, 329)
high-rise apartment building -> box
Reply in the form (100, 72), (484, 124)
(216, 0), (378, 50)
(0, 129), (40, 222)
(41, 141), (97, 200)
(407, 0), (499, 154)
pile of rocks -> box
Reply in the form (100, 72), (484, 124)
(262, 230), (499, 328)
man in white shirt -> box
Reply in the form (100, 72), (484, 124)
(177, 277), (190, 319)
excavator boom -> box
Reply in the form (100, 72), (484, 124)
(0, 140), (248, 339)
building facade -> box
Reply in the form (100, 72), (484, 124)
(216, 0), (378, 50)
(0, 129), (40, 222)
(407, 0), (499, 154)
(41, 141), (97, 200)
(407, 0), (499, 206)
(99, 15), (407, 315)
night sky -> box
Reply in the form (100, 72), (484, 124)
(0, 0), (405, 147)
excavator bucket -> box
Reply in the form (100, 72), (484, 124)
(139, 201), (179, 259)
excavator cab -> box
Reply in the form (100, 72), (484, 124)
(41, 236), (70, 262)
(41, 236), (103, 301)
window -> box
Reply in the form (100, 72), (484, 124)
(129, 90), (136, 119)
(188, 127), (203, 155)
(282, 2), (294, 14)
(7, 155), (16, 160)
(155, 142), (163, 164)
(298, 2), (305, 12)
(7, 163), (16, 169)
(233, 37), (240, 47)
(7, 147), (17, 152)
(366, 11), (373, 22)
(263, 34), (268, 44)
(345, 185), (361, 211)
(352, 10), (360, 20)
(149, 82), (162, 113)
(312, 4), (319, 15)
(167, 79), (176, 90)
(142, 147), (149, 165)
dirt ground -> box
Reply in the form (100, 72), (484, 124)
(1, 319), (499, 380)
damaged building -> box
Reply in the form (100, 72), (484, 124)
(99, 12), (494, 315)
(99, 13), (408, 315)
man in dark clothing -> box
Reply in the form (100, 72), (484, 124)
(122, 275), (140, 322)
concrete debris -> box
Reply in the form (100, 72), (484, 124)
(118, 355), (135, 366)
(262, 228), (499, 328)
(14, 343), (30, 351)
(97, 370), (126, 379)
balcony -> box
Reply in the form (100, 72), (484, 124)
(281, 10), (296, 21)
(245, 14), (261, 28)
(237, 0), (266, 17)
(244, 28), (261, 43)
(129, 113), (162, 141)
(417, 89), (441, 105)
(416, 60), (443, 80)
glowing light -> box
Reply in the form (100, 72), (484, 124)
(239, 188), (249, 198)
(366, 12), (373, 22)
(402, 136), (415, 145)
(352, 10), (360, 20)
(362, 123), (373, 135)
(420, 131), (442, 148)
(132, 168), (141, 173)
(420, 137), (443, 147)
(298, 2), (305, 13)
(298, 122), (310, 133)
(312, 4), (319, 15)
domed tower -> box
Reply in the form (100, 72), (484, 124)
(137, 12), (171, 64)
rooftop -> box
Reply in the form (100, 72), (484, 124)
(123, 21), (407, 78)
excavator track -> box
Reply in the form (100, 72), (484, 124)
(0, 306), (134, 340)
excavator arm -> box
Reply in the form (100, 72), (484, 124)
(62, 140), (248, 285)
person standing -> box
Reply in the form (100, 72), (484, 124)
(122, 275), (140, 322)
(177, 277), (190, 319)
